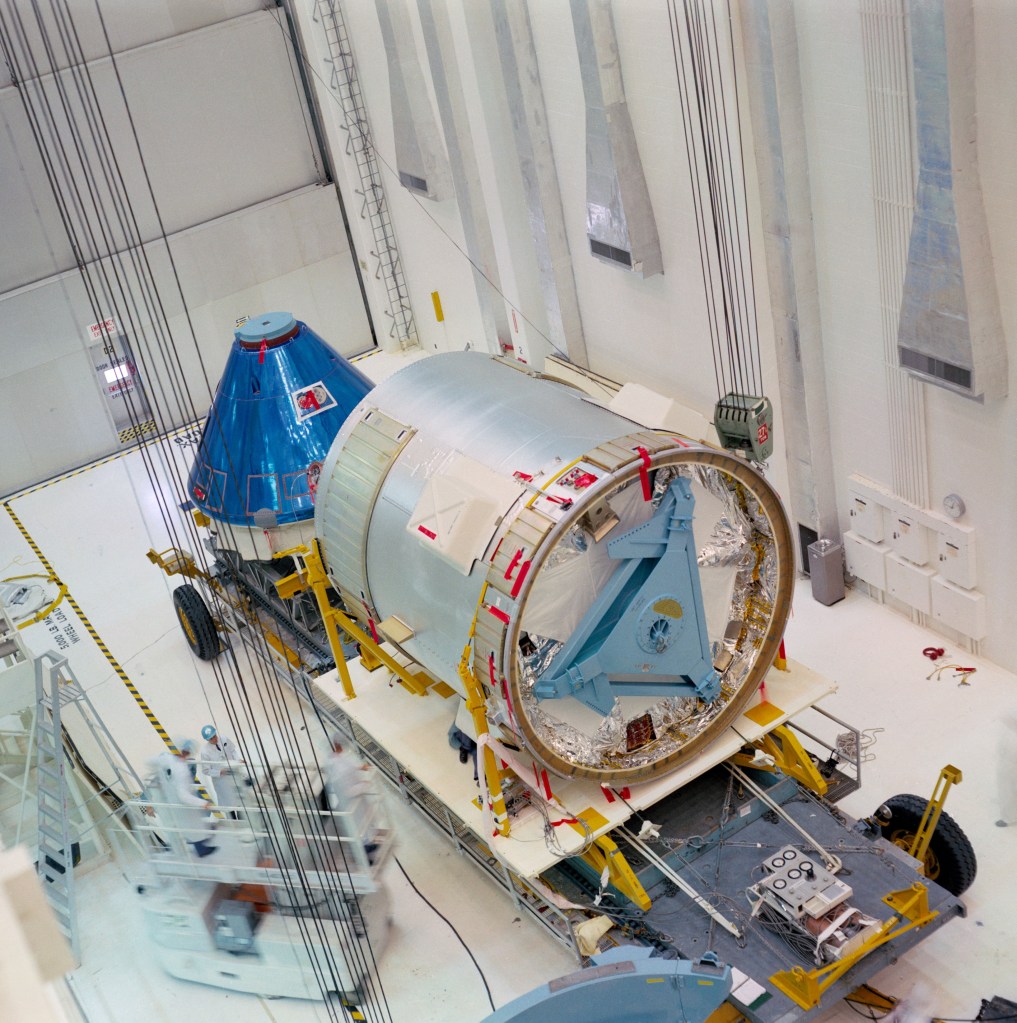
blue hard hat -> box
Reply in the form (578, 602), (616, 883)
(175, 737), (196, 755)
(201, 725), (216, 741)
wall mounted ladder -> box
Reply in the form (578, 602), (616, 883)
(313, 0), (417, 348)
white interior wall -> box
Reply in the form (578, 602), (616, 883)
(334, 0), (485, 355)
(793, 3), (892, 490)
(0, 5), (372, 496)
(334, 1), (786, 426)
(793, 2), (1017, 670)
(322, 1), (1017, 671)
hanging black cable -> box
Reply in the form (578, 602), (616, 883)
(669, 0), (767, 402)
(662, 0), (724, 401)
(2, 2), (397, 1015)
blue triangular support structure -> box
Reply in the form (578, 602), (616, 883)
(533, 477), (720, 715)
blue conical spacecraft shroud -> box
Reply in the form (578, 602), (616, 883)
(188, 313), (372, 527)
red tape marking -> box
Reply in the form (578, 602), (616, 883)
(601, 783), (615, 803)
(619, 786), (630, 800)
(636, 446), (652, 501)
(500, 676), (517, 731)
(488, 654), (497, 688)
(487, 605), (510, 624)
(417, 525), (437, 540)
(540, 770), (552, 800)
(550, 818), (579, 827)
(360, 598), (380, 644)
(510, 560), (530, 598)
(504, 548), (523, 580)
(258, 339), (267, 364)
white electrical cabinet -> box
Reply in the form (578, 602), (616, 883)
(843, 531), (888, 590)
(934, 526), (977, 590)
(931, 577), (987, 640)
(887, 512), (929, 566)
(847, 489), (885, 543)
(885, 554), (937, 614)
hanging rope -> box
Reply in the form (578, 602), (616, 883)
(667, 0), (764, 403)
(0, 1), (395, 1015)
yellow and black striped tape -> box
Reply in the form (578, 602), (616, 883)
(4, 419), (201, 502)
(118, 419), (158, 443)
(3, 501), (178, 754)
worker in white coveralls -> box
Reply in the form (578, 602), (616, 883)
(321, 733), (377, 861)
(156, 738), (217, 857)
(198, 724), (243, 812)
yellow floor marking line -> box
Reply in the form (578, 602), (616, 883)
(3, 419), (201, 502)
(4, 501), (181, 757)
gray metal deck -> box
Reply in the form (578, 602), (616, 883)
(621, 767), (964, 1021)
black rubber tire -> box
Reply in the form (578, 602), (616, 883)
(879, 792), (977, 896)
(172, 584), (220, 661)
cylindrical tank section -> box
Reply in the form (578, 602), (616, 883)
(316, 353), (794, 783)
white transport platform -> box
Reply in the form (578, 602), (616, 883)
(313, 656), (836, 879)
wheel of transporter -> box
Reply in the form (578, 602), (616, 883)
(172, 584), (220, 661)
(879, 792), (977, 896)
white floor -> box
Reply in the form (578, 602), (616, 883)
(3, 425), (1016, 1022)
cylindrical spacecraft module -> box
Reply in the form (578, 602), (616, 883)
(315, 352), (793, 784)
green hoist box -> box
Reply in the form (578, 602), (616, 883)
(713, 393), (774, 461)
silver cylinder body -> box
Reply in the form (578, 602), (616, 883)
(315, 352), (793, 782)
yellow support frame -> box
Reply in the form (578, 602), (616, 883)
(296, 541), (418, 701)
(457, 582), (511, 837)
(908, 765), (963, 866)
(770, 883), (938, 1009)
(146, 546), (211, 583)
(730, 724), (829, 796)
(577, 833), (652, 912)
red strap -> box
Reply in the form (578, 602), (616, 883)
(636, 446), (652, 501)
(258, 339), (267, 364)
(540, 769), (552, 800)
(500, 676), (517, 732)
(601, 783), (615, 803)
(510, 560), (531, 598)
(417, 525), (437, 540)
(487, 605), (510, 624)
(504, 548), (523, 580)
(360, 599), (379, 643)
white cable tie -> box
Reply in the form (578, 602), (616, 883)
(637, 819), (661, 841)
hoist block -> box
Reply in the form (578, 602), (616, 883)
(714, 393), (774, 462)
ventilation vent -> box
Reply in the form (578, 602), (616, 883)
(899, 347), (972, 391)
(399, 171), (428, 194)
(589, 239), (632, 268)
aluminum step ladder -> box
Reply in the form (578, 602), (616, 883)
(34, 650), (146, 961)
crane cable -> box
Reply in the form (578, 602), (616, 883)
(0, 2), (395, 1017)
(667, 0), (764, 404)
